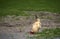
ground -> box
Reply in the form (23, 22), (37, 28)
(0, 11), (60, 39)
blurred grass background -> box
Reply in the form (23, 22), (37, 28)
(0, 0), (60, 16)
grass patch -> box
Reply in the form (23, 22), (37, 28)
(27, 28), (60, 39)
(0, 0), (60, 16)
(0, 9), (31, 16)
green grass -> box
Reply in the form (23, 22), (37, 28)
(0, 10), (31, 16)
(27, 28), (60, 39)
(0, 0), (60, 16)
